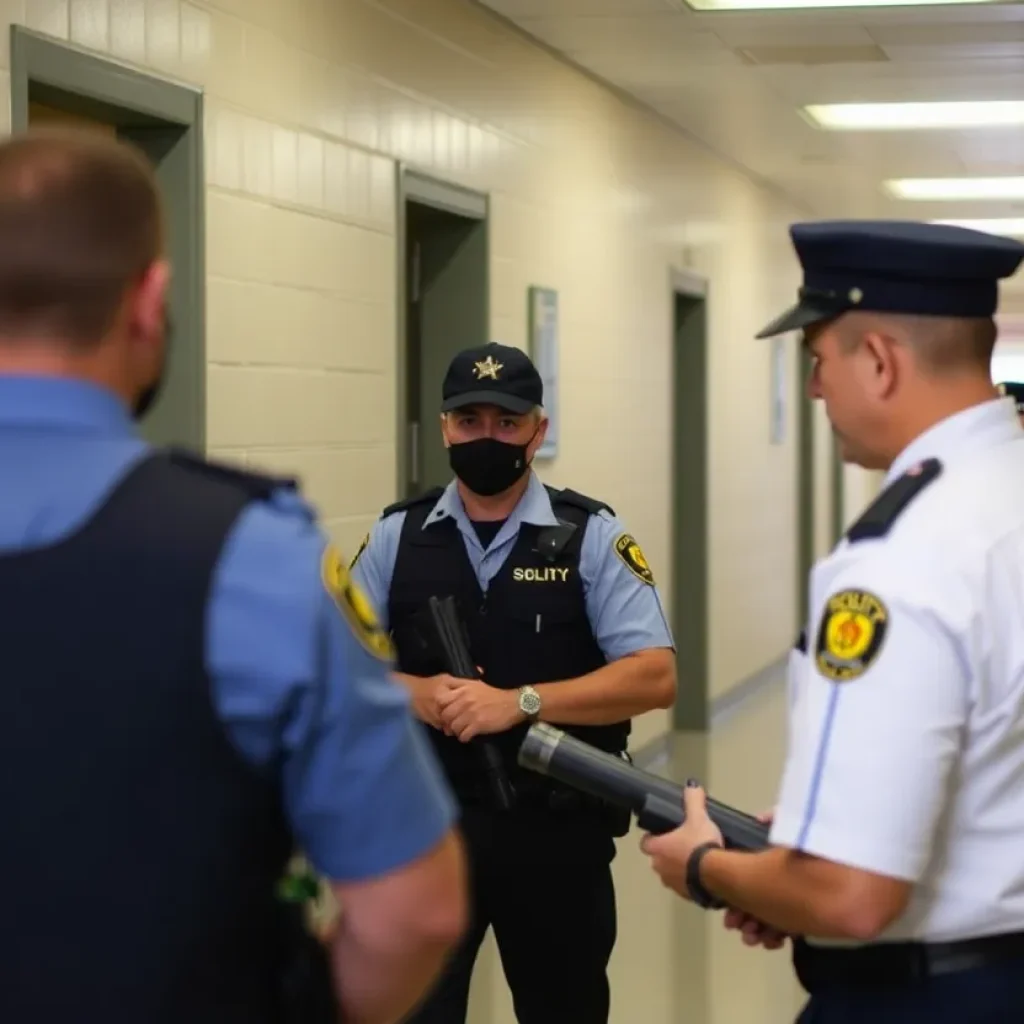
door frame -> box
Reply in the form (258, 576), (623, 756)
(669, 266), (710, 731)
(394, 166), (490, 498)
(830, 437), (845, 544)
(10, 26), (205, 451)
(797, 347), (815, 624)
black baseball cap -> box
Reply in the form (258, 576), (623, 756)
(440, 342), (543, 415)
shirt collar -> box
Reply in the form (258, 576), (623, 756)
(885, 397), (1023, 486)
(0, 374), (136, 436)
(423, 471), (560, 532)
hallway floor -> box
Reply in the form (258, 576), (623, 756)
(468, 671), (806, 1023)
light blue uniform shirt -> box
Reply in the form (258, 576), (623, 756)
(0, 375), (455, 883)
(353, 471), (675, 659)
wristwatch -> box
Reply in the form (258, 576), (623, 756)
(517, 685), (542, 718)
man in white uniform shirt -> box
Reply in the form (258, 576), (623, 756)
(641, 220), (1024, 1022)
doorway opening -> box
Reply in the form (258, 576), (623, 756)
(797, 355), (846, 625)
(831, 437), (846, 544)
(670, 272), (709, 731)
(11, 27), (205, 451)
(398, 171), (489, 499)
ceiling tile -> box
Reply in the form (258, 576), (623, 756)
(866, 21), (1024, 45)
(513, 15), (704, 53)
(479, 0), (678, 17)
(710, 23), (875, 48)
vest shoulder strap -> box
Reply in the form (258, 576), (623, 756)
(846, 458), (943, 543)
(535, 486), (611, 562)
(163, 448), (298, 502)
(382, 486), (445, 520)
(546, 486), (614, 522)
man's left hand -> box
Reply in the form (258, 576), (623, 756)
(640, 781), (724, 900)
(437, 679), (524, 742)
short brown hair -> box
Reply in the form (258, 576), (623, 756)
(837, 312), (998, 373)
(0, 128), (163, 345)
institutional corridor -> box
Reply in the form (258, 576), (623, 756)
(4, 0), (1023, 1021)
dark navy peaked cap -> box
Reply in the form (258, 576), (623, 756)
(997, 381), (1024, 412)
(756, 220), (1024, 339)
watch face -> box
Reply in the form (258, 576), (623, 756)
(519, 688), (541, 716)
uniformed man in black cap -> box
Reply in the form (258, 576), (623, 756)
(352, 342), (677, 1024)
(997, 380), (1024, 425)
(640, 220), (1024, 1023)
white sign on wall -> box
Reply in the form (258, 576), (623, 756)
(528, 286), (559, 460)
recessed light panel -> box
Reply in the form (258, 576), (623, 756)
(685, 0), (1003, 10)
(887, 178), (1024, 201)
(805, 101), (1024, 131)
(931, 218), (1024, 237)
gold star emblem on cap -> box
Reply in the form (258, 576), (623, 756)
(474, 355), (503, 380)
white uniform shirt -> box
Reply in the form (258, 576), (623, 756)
(771, 397), (1024, 943)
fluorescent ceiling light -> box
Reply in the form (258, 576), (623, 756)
(931, 218), (1024, 237)
(686, 0), (1002, 10)
(887, 177), (1024, 201)
(805, 101), (1024, 131)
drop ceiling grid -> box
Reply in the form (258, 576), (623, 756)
(477, 0), (1024, 232)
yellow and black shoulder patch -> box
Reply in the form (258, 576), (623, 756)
(349, 532), (369, 569)
(614, 533), (655, 586)
(321, 543), (393, 662)
(814, 589), (889, 683)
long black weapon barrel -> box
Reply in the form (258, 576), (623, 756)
(426, 596), (516, 811)
(518, 723), (769, 850)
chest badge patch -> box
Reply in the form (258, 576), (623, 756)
(321, 543), (393, 662)
(814, 589), (889, 682)
(614, 533), (655, 586)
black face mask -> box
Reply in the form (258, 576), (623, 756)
(132, 312), (172, 421)
(448, 436), (532, 497)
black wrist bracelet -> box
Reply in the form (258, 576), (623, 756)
(687, 841), (726, 910)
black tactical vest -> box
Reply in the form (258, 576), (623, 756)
(386, 485), (631, 797)
(0, 449), (316, 1024)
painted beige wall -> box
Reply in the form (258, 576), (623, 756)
(0, 4), (811, 1018)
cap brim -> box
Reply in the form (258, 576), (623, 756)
(755, 298), (843, 340)
(440, 390), (534, 415)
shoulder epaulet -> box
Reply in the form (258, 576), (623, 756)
(846, 458), (943, 543)
(546, 486), (614, 518)
(381, 486), (445, 519)
(164, 447), (299, 502)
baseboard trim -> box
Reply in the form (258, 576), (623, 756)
(631, 651), (788, 773)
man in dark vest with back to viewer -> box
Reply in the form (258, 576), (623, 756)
(0, 128), (468, 1024)
(352, 341), (678, 1024)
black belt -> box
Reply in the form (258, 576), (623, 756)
(793, 931), (1024, 993)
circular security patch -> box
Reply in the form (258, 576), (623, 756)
(321, 543), (393, 661)
(814, 589), (889, 682)
(614, 533), (655, 586)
